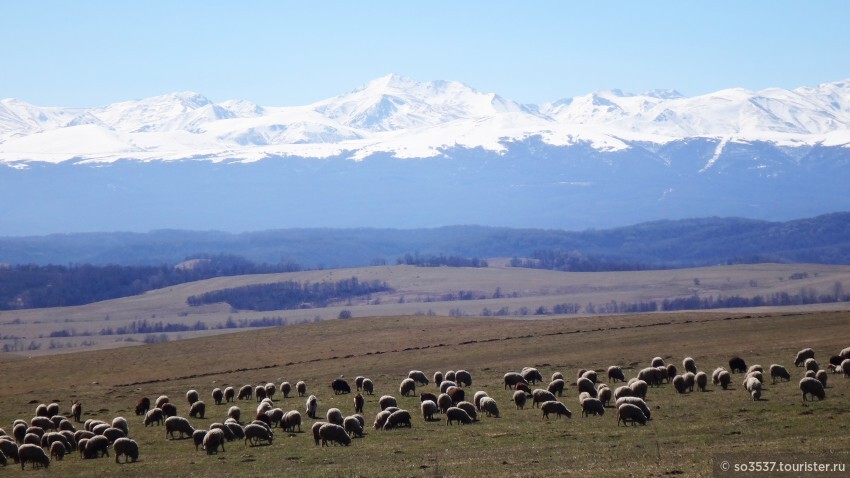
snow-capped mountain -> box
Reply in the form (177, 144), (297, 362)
(2, 74), (849, 164)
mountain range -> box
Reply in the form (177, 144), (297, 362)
(1, 75), (849, 235)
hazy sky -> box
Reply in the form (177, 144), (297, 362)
(3, 1), (849, 107)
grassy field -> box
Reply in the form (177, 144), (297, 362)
(3, 262), (850, 356)
(1, 308), (849, 476)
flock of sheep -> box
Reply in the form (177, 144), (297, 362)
(2, 345), (848, 470)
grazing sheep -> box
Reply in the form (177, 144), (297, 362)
(83, 435), (110, 459)
(541, 401), (572, 419)
(306, 395), (318, 419)
(473, 391), (489, 411)
(456, 401), (477, 420)
(373, 411), (392, 430)
(31, 416), (54, 431)
(744, 377), (762, 401)
(840, 346), (850, 360)
(265, 408), (284, 427)
(362, 379), (374, 395)
(446, 407), (473, 425)
(629, 380), (648, 399)
(613, 386), (633, 400)
(34, 404), (48, 417)
(165, 416), (195, 440)
(354, 393), (364, 414)
(800, 377), (826, 401)
(437, 394), (453, 413)
(23, 433), (41, 447)
(45, 402), (59, 417)
(134, 397), (151, 418)
(319, 423), (351, 446)
(113, 437), (139, 463)
(282, 411), (302, 433)
(73, 430), (94, 445)
(665, 364), (677, 382)
(408, 370), (430, 386)
(683, 372), (696, 392)
(695, 372), (708, 392)
(311, 421), (327, 446)
(455, 370), (473, 387)
(580, 398), (605, 417)
(607, 366), (625, 383)
(841, 359), (850, 378)
(576, 378), (597, 396)
(383, 410), (412, 430)
(280, 382), (292, 398)
(764, 363), (789, 383)
(651, 357), (665, 367)
(446, 386), (465, 404)
(433, 371), (444, 386)
(504, 372), (529, 390)
(189, 401), (206, 419)
(548, 379), (565, 396)
(212, 388), (224, 405)
(795, 348), (816, 367)
(521, 367), (543, 384)
(816, 370), (828, 388)
(576, 368), (587, 379)
(519, 383), (534, 394)
(581, 370), (598, 383)
(224, 387), (235, 403)
(228, 406), (241, 423)
(439, 381), (457, 394)
(682, 357), (697, 374)
(244, 424), (273, 446)
(512, 390), (527, 410)
(264, 383), (276, 400)
(296, 381), (307, 397)
(445, 371), (456, 382)
(203, 428), (225, 455)
(109, 417), (128, 437)
(331, 378), (351, 395)
(0, 439), (19, 463)
(421, 400), (439, 421)
(144, 408), (164, 427)
(18, 444), (50, 470)
(532, 389), (557, 407)
(254, 385), (267, 402)
(49, 440), (65, 461)
(326, 408), (344, 426)
(616, 397), (651, 420)
(597, 387), (612, 407)
(192, 430), (207, 450)
(379, 395), (398, 411)
(399, 378), (417, 397)
(102, 427), (126, 443)
(91, 423), (111, 436)
(354, 376), (366, 391)
(210, 422), (236, 442)
(186, 389), (199, 405)
(480, 397), (500, 418)
(155, 395), (169, 409)
(804, 358), (819, 372)
(617, 404), (647, 426)
(343, 416), (364, 437)
(728, 357), (747, 373)
(238, 385), (253, 401)
(718, 371), (732, 390)
(638, 367), (665, 387)
(552, 372), (564, 382)
(672, 375), (688, 394)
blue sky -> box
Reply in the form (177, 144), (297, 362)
(2, 1), (849, 107)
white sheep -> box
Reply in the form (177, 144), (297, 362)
(547, 379), (565, 396)
(769, 364), (791, 383)
(362, 379), (374, 395)
(373, 411), (392, 430)
(18, 444), (50, 470)
(615, 397), (651, 420)
(113, 437), (139, 463)
(795, 348), (815, 367)
(228, 406), (241, 423)
(683, 372), (696, 392)
(407, 370), (429, 386)
(319, 423), (351, 446)
(343, 415), (364, 437)
(399, 378), (417, 397)
(165, 416), (195, 440)
(244, 423), (273, 446)
(815, 370), (828, 388)
(629, 379), (648, 399)
(651, 357), (665, 368)
(326, 408), (344, 426)
(296, 381), (307, 397)
(804, 358), (819, 372)
(617, 403), (647, 426)
(531, 389), (557, 407)
(513, 390), (527, 410)
(607, 366), (625, 382)
(672, 375), (688, 394)
(280, 382), (292, 398)
(111, 417), (129, 436)
(580, 398), (604, 417)
(613, 385), (633, 399)
(282, 410), (302, 432)
(49, 440), (65, 461)
(682, 357), (697, 374)
(744, 377), (762, 401)
(212, 388), (224, 405)
(203, 428), (225, 455)
(480, 397), (500, 418)
(379, 395), (398, 411)
(455, 370), (473, 387)
(504, 372), (529, 389)
(144, 408), (164, 427)
(383, 410), (412, 430)
(155, 395), (170, 409)
(597, 386), (612, 407)
(799, 377), (825, 401)
(695, 372), (708, 392)
(421, 400), (439, 421)
(473, 391), (490, 411)
(305, 395), (318, 419)
(445, 407), (473, 425)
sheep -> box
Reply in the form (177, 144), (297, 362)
(254, 385), (267, 402)
(189, 401), (206, 419)
(354, 393), (364, 414)
(192, 430), (207, 450)
(433, 371), (444, 386)
(161, 403), (177, 418)
(765, 364), (789, 383)
(280, 382), (292, 398)
(361, 379), (374, 395)
(480, 397), (500, 418)
(373, 411), (392, 430)
(209, 422), (236, 442)
(682, 357), (697, 374)
(408, 370), (430, 386)
(613, 385), (633, 399)
(91, 423), (111, 436)
(840, 346), (850, 360)
(745, 370), (764, 384)
(244, 424), (273, 446)
(68, 401), (82, 423)
(34, 404), (48, 417)
(211, 388), (224, 406)
(512, 390), (527, 410)
(683, 372), (696, 392)
(144, 408), (164, 427)
(311, 421), (327, 446)
(43, 402), (57, 417)
(795, 348), (816, 367)
(83, 434), (110, 459)
(672, 375), (688, 394)
(0, 439), (18, 463)
(539, 400), (571, 419)
(446, 386), (465, 404)
(729, 357), (747, 373)
(582, 370), (598, 384)
(816, 370), (828, 388)
(842, 359), (850, 378)
(607, 366), (625, 382)
(504, 372), (528, 390)
(379, 395), (398, 411)
(305, 395), (318, 419)
(331, 378), (351, 395)
(577, 377), (597, 396)
(515, 383), (531, 394)
(383, 410), (412, 430)
(319, 423), (351, 446)
(343, 416), (365, 437)
(102, 427), (126, 443)
(615, 397), (651, 420)
(18, 444), (50, 470)
(31, 416), (53, 431)
(264, 382), (277, 400)
(165, 416), (195, 440)
(155, 395), (169, 409)
(296, 380), (307, 397)
(522, 367), (543, 384)
(73, 429), (94, 445)
(617, 403), (647, 426)
(651, 357), (665, 367)
(456, 401), (477, 421)
(186, 389), (199, 405)
(576, 368), (587, 379)
(597, 387), (612, 407)
(326, 408), (344, 426)
(695, 371), (708, 392)
(113, 437), (139, 463)
(421, 400), (439, 421)
(473, 391), (489, 411)
(629, 379), (648, 399)
(638, 367), (664, 387)
(43, 432), (70, 454)
(547, 379), (565, 396)
(800, 377), (825, 401)
(445, 371), (456, 382)
(580, 398), (605, 417)
(224, 386), (235, 403)
(354, 376), (366, 391)
(439, 381), (457, 394)
(455, 370), (473, 387)
(49, 440), (66, 461)
(446, 407), (473, 425)
(265, 408), (284, 427)
(202, 428), (225, 455)
(282, 410), (302, 432)
(552, 371), (565, 382)
(23, 433), (41, 447)
(238, 385), (253, 400)
(228, 406), (241, 423)
(532, 389), (557, 407)
(399, 378), (417, 397)
(804, 358), (819, 372)
(744, 377), (762, 401)
(718, 371), (732, 390)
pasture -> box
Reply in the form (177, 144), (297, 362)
(1, 308), (849, 476)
